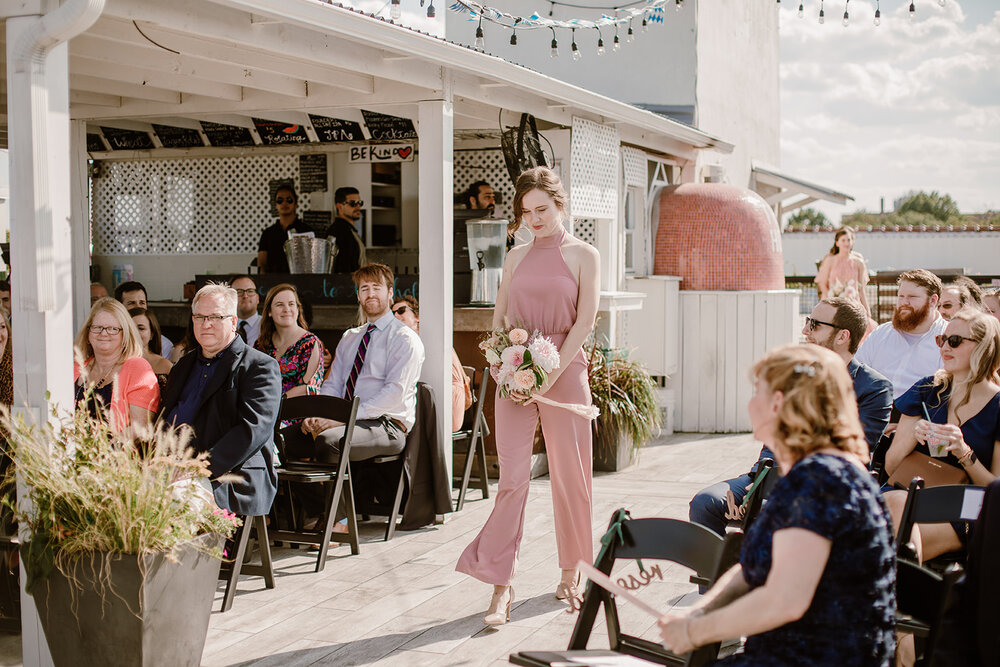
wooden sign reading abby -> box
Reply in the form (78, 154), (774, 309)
(348, 144), (414, 163)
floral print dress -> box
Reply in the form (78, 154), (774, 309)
(255, 332), (324, 395)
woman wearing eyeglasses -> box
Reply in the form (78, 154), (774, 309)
(254, 284), (323, 397)
(73, 297), (160, 434)
(884, 307), (1000, 561)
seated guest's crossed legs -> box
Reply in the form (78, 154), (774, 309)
(688, 472), (754, 537)
(883, 489), (964, 563)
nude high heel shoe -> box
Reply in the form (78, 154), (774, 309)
(483, 585), (514, 626)
(555, 571), (581, 600)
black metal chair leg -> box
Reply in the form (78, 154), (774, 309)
(385, 464), (406, 541)
(220, 518), (253, 613)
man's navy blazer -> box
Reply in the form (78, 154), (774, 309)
(160, 335), (281, 516)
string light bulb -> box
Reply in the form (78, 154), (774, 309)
(426, 0), (435, 17)
(873, 8), (880, 24)
(550, 27), (559, 58)
(797, 2), (804, 17)
(641, 16), (648, 32)
(909, 1), (915, 19)
(627, 19), (635, 42)
(675, 0), (683, 10)
(390, 0), (401, 20)
(510, 30), (516, 45)
(819, 8), (825, 23)
(597, 37), (605, 55)
(571, 29), (581, 61)
(475, 16), (485, 50)
(843, 0), (850, 26)
(613, 34), (620, 51)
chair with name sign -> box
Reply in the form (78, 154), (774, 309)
(453, 366), (491, 512)
(896, 477), (985, 565)
(510, 509), (743, 667)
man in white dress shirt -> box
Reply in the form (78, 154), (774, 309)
(231, 275), (262, 349)
(295, 263), (424, 462)
(855, 268), (947, 401)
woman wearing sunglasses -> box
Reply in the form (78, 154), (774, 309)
(73, 297), (160, 434)
(884, 307), (1000, 560)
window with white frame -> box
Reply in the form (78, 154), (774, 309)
(624, 185), (643, 274)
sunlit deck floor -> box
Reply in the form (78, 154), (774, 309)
(0, 431), (760, 666)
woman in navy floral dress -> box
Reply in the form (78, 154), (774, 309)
(660, 344), (895, 666)
(254, 283), (323, 396)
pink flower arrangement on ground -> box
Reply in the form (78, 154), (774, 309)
(480, 326), (560, 401)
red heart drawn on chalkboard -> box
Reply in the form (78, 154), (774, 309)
(396, 146), (412, 159)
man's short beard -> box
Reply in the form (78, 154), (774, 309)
(892, 301), (930, 332)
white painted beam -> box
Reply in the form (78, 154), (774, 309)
(71, 55), (244, 100)
(72, 73), (182, 104)
(71, 90), (121, 106)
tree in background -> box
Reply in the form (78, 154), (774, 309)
(894, 191), (961, 222)
(786, 207), (830, 228)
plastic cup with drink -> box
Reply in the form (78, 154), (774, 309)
(922, 402), (950, 458)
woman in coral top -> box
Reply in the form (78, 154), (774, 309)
(73, 298), (160, 434)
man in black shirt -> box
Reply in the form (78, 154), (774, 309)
(257, 184), (310, 274)
(328, 187), (366, 274)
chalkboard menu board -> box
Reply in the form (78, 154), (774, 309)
(309, 114), (364, 143)
(153, 124), (204, 149)
(302, 210), (333, 235)
(201, 121), (254, 147)
(253, 118), (309, 145)
(299, 154), (328, 193)
(361, 109), (418, 142)
(86, 133), (107, 152)
(100, 126), (154, 151)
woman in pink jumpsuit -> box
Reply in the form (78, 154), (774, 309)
(456, 167), (601, 626)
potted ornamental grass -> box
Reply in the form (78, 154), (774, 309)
(1, 404), (241, 667)
(587, 344), (663, 472)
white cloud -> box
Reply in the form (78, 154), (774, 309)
(779, 1), (1000, 217)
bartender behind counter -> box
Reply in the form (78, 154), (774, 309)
(329, 187), (367, 274)
(257, 184), (311, 274)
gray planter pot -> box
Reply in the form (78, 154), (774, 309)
(593, 425), (638, 472)
(27, 533), (222, 667)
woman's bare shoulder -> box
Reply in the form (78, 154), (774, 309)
(564, 235), (600, 261)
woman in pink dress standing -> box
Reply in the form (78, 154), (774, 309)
(456, 167), (601, 626)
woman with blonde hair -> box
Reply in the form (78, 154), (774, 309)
(660, 344), (895, 665)
(254, 283), (323, 397)
(73, 297), (159, 433)
(457, 166), (601, 626)
(885, 307), (1000, 561)
(816, 227), (871, 314)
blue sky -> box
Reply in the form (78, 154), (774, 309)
(780, 0), (1000, 220)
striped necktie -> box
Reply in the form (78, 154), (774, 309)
(344, 323), (377, 401)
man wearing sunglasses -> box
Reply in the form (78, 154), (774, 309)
(329, 186), (367, 274)
(257, 184), (311, 274)
(689, 297), (892, 537)
(855, 269), (947, 401)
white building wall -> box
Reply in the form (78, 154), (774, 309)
(693, 0), (780, 189)
(782, 231), (1000, 277)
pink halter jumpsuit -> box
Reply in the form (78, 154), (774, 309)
(457, 226), (594, 586)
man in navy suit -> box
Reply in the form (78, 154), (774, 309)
(160, 283), (281, 517)
(689, 297), (892, 536)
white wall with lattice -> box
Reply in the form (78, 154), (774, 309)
(92, 154), (310, 255)
(453, 149), (514, 221)
(570, 117), (620, 220)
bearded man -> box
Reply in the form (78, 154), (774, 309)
(855, 268), (947, 400)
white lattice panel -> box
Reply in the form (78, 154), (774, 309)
(92, 155), (310, 255)
(570, 117), (619, 219)
(454, 149), (514, 221)
(574, 218), (596, 247)
(622, 146), (646, 189)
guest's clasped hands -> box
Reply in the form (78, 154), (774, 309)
(659, 608), (703, 655)
(301, 417), (343, 437)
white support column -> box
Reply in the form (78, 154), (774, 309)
(70, 120), (91, 329)
(417, 94), (454, 481)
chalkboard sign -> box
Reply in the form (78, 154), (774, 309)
(100, 126), (154, 151)
(86, 133), (107, 152)
(361, 109), (418, 142)
(309, 114), (364, 143)
(153, 124), (204, 149)
(299, 154), (328, 193)
(302, 210), (333, 236)
(201, 121), (254, 147)
(253, 118), (309, 145)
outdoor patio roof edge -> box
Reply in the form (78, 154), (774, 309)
(752, 161), (854, 206)
(208, 0), (735, 154)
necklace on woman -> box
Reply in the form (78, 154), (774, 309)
(90, 361), (119, 388)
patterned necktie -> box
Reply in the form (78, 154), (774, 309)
(344, 323), (377, 401)
(238, 320), (249, 343)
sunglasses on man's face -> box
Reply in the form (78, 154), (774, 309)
(392, 306), (411, 316)
(344, 200), (364, 207)
(935, 334), (975, 349)
(275, 197), (295, 204)
(805, 317), (839, 333)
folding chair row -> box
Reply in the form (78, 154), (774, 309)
(453, 366), (491, 512)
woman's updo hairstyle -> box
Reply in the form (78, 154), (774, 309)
(752, 343), (868, 465)
(510, 166), (569, 237)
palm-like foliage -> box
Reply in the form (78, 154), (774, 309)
(587, 344), (662, 459)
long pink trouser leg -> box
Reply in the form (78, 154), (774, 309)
(455, 394), (538, 586)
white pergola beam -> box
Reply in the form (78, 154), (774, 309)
(71, 55), (244, 100)
(72, 73), (181, 104)
(71, 90), (120, 106)
(781, 196), (819, 214)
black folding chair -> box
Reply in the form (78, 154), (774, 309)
(218, 515), (274, 612)
(269, 394), (361, 572)
(511, 510), (743, 667)
(453, 366), (491, 512)
(896, 559), (963, 667)
(896, 478), (985, 564)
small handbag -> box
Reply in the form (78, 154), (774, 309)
(886, 450), (969, 489)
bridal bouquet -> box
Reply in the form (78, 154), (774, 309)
(480, 326), (599, 420)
